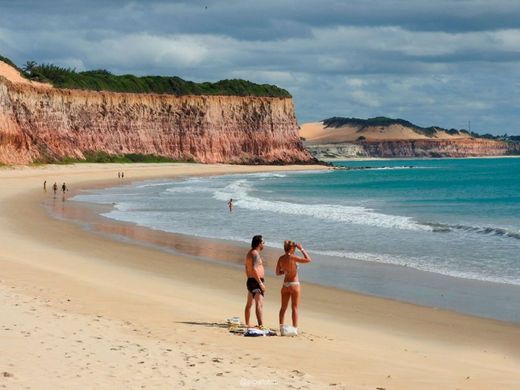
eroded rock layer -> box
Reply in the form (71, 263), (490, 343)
(0, 76), (314, 165)
(359, 139), (520, 157)
(306, 139), (520, 159)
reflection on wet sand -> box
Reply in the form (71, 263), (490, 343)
(46, 196), (280, 271)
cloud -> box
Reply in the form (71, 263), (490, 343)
(87, 34), (213, 69)
(0, 0), (520, 134)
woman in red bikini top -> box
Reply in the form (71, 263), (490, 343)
(275, 240), (312, 335)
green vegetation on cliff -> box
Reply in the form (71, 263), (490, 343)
(0, 54), (290, 97)
(0, 55), (20, 70)
(54, 152), (192, 164)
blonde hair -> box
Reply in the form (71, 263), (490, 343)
(284, 240), (296, 253)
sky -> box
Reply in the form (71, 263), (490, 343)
(1, 0), (520, 135)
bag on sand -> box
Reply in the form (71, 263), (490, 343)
(280, 325), (298, 336)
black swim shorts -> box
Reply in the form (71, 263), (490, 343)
(246, 277), (265, 297)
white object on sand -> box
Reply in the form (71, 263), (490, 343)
(280, 325), (298, 336)
(227, 316), (240, 325)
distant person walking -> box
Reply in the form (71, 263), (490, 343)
(61, 182), (68, 201)
(121, 172), (124, 179)
(276, 240), (311, 335)
(118, 172), (121, 179)
(244, 235), (266, 328)
(52, 182), (58, 197)
(227, 198), (233, 213)
(43, 180), (47, 192)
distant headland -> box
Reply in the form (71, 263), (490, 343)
(300, 117), (520, 159)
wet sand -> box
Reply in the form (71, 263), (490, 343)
(50, 184), (520, 324)
(1, 163), (520, 389)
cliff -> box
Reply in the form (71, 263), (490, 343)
(0, 69), (313, 165)
(307, 139), (520, 160)
(301, 120), (520, 159)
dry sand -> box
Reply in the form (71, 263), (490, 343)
(1, 163), (520, 390)
(300, 122), (471, 144)
(0, 61), (52, 88)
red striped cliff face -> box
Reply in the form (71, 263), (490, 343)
(0, 75), (314, 165)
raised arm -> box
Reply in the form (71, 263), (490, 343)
(293, 243), (312, 263)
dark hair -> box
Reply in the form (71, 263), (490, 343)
(251, 235), (263, 249)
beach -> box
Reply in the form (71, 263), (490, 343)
(1, 163), (520, 390)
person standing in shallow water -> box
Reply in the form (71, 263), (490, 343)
(276, 240), (311, 335)
(61, 182), (68, 201)
(227, 198), (233, 213)
(43, 180), (47, 192)
(52, 182), (58, 197)
(244, 235), (266, 328)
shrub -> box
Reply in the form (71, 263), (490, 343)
(55, 152), (191, 164)
(20, 62), (291, 97)
(0, 55), (20, 70)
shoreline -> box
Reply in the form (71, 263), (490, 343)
(2, 163), (520, 389)
(53, 177), (520, 324)
(318, 155), (520, 162)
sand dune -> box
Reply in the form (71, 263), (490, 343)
(300, 121), (471, 144)
(0, 61), (51, 88)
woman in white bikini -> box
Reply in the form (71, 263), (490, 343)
(276, 240), (311, 335)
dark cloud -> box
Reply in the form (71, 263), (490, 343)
(1, 0), (520, 134)
(3, 0), (520, 37)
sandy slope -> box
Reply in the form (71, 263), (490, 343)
(0, 61), (51, 88)
(300, 121), (471, 144)
(1, 163), (519, 389)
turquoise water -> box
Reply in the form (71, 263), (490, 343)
(72, 158), (520, 322)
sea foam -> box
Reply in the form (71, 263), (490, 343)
(213, 179), (430, 232)
(316, 250), (520, 286)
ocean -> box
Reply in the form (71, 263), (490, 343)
(71, 158), (520, 322)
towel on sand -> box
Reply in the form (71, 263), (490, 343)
(244, 327), (277, 337)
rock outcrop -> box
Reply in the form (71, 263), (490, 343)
(359, 138), (520, 157)
(0, 74), (314, 165)
(306, 139), (520, 160)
